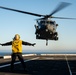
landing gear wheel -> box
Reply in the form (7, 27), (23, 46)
(36, 34), (39, 39)
(54, 32), (58, 36)
(54, 37), (58, 40)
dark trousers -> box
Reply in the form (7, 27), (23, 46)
(11, 53), (26, 70)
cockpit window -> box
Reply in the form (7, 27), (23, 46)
(50, 22), (54, 24)
(40, 20), (55, 25)
(40, 21), (45, 25)
(46, 21), (54, 25)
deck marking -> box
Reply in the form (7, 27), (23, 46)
(0, 57), (39, 68)
(65, 55), (72, 75)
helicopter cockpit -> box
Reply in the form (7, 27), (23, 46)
(35, 20), (57, 34)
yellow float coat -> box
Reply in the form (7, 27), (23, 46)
(12, 40), (22, 53)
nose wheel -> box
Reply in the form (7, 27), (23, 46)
(53, 32), (58, 40)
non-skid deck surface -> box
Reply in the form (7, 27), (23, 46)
(0, 55), (76, 75)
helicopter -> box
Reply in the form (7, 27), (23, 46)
(0, 2), (76, 46)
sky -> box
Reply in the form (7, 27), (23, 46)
(0, 0), (76, 53)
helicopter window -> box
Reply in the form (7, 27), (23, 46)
(50, 22), (54, 25)
(46, 21), (49, 24)
(46, 21), (54, 25)
(40, 21), (45, 25)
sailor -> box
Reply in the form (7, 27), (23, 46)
(0, 34), (36, 71)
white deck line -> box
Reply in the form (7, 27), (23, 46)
(0, 57), (39, 68)
(65, 55), (72, 75)
(41, 54), (76, 56)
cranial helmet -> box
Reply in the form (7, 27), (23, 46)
(15, 34), (20, 38)
(13, 34), (20, 40)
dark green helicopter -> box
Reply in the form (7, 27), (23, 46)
(0, 2), (76, 45)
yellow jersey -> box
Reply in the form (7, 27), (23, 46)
(12, 40), (22, 53)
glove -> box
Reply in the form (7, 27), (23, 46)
(32, 43), (36, 46)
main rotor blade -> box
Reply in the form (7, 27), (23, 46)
(0, 6), (44, 17)
(51, 16), (76, 20)
(49, 2), (71, 17)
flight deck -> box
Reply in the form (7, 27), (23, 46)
(0, 54), (76, 75)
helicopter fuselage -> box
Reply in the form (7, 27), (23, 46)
(35, 19), (58, 41)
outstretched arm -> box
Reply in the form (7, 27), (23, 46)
(22, 41), (36, 46)
(0, 41), (12, 46)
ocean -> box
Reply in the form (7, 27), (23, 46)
(0, 51), (76, 56)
